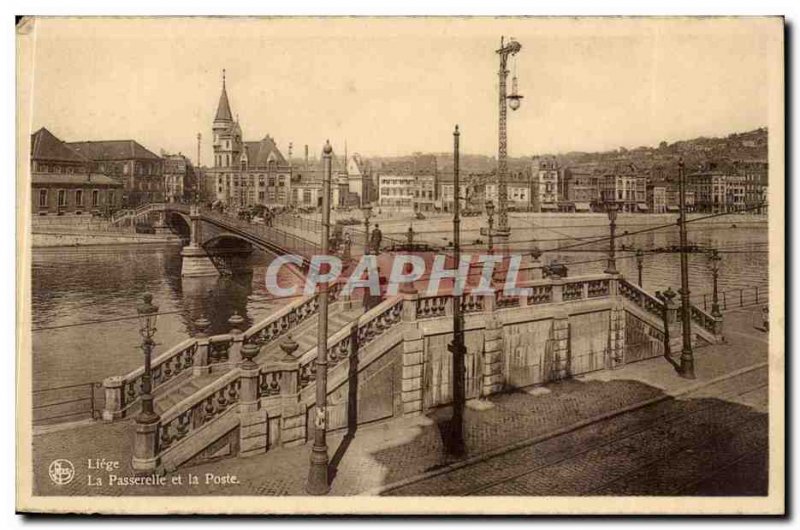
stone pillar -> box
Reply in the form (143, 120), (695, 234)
(401, 328), (424, 416)
(102, 375), (125, 421)
(181, 246), (218, 277)
(153, 211), (171, 235)
(131, 421), (160, 475)
(280, 401), (307, 447)
(181, 205), (218, 277)
(402, 291), (419, 323)
(482, 316), (504, 396)
(607, 303), (626, 369)
(228, 313), (245, 365)
(549, 310), (570, 381)
(551, 278), (564, 304)
(713, 315), (724, 341)
(193, 340), (211, 376)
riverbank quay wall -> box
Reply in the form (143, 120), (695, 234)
(101, 272), (724, 473)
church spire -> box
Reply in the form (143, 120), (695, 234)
(215, 69), (233, 122)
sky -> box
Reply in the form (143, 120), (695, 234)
(23, 17), (780, 166)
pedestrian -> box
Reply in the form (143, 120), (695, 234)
(370, 223), (383, 254)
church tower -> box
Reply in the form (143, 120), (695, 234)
(212, 70), (242, 169)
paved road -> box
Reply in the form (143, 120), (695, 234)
(386, 366), (768, 496)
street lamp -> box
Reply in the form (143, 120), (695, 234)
(677, 158), (695, 379)
(496, 36), (523, 242)
(604, 200), (619, 275)
(306, 140), (333, 495)
(362, 204), (373, 255)
(485, 200), (495, 254)
(635, 248), (644, 287)
(447, 124), (466, 458)
(136, 293), (159, 424)
(709, 249), (722, 318)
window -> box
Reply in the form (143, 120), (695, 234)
(75, 190), (83, 206)
(92, 190), (99, 207)
(57, 190), (66, 207)
(38, 189), (47, 207)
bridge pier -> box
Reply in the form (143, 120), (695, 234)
(153, 211), (172, 236)
(181, 245), (220, 277)
(181, 205), (219, 277)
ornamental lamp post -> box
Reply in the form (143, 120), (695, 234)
(635, 248), (644, 287)
(709, 249), (722, 318)
(604, 200), (619, 275)
(496, 36), (523, 244)
(485, 200), (495, 254)
(362, 204), (373, 255)
(136, 293), (159, 424)
(447, 124), (466, 458)
(306, 140), (333, 495)
(677, 158), (695, 379)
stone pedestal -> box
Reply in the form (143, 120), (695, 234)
(607, 304), (626, 369)
(102, 376), (125, 421)
(131, 420), (161, 475)
(401, 328), (424, 416)
(181, 245), (218, 277)
(550, 312), (570, 380)
(482, 316), (504, 396)
(193, 337), (211, 376)
(153, 223), (172, 236)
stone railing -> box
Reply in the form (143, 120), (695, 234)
(157, 369), (242, 455)
(416, 295), (449, 320)
(618, 278), (664, 320)
(526, 284), (553, 305)
(242, 283), (342, 348)
(690, 304), (720, 337)
(298, 295), (404, 390)
(198, 207), (320, 258)
(104, 338), (199, 419)
(103, 286), (342, 421)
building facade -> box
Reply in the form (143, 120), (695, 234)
(208, 73), (293, 209)
(378, 174), (416, 212)
(30, 128), (123, 216)
(531, 156), (559, 212)
(688, 170), (745, 213)
(66, 139), (163, 208)
(162, 153), (196, 203)
(562, 165), (602, 212)
(736, 160), (768, 214)
(599, 164), (647, 212)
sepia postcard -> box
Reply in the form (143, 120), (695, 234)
(15, 16), (785, 515)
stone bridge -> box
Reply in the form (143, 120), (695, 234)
(112, 203), (320, 277)
(101, 271), (728, 474)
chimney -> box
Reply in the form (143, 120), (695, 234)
(305, 144), (309, 173)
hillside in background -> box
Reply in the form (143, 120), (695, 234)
(364, 127), (768, 175)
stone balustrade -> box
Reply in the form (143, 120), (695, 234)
(297, 295), (404, 390)
(103, 286), (342, 421)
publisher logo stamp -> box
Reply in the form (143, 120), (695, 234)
(48, 459), (75, 486)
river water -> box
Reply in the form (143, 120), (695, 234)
(31, 218), (768, 391)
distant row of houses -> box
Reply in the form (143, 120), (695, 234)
(30, 127), (197, 216)
(376, 156), (769, 215)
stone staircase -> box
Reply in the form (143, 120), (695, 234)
(154, 372), (222, 416)
(150, 303), (365, 417)
(254, 305), (365, 363)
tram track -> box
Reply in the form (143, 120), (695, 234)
(382, 365), (768, 496)
(462, 374), (768, 496)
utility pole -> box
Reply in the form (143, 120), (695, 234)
(196, 132), (202, 204)
(678, 158), (695, 379)
(306, 140), (333, 494)
(636, 248), (644, 287)
(447, 125), (466, 457)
